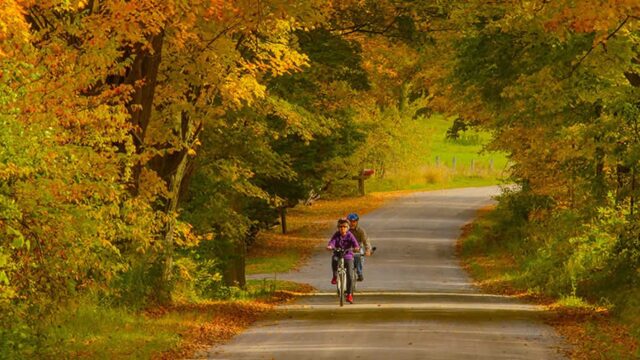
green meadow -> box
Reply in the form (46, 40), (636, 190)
(366, 115), (509, 192)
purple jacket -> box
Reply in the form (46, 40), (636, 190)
(327, 231), (360, 260)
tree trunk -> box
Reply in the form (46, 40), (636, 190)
(157, 147), (191, 303)
(632, 167), (636, 216)
(120, 32), (165, 194)
(155, 111), (202, 303)
(280, 207), (287, 234)
(223, 238), (246, 288)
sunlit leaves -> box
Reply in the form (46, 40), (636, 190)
(0, 0), (30, 58)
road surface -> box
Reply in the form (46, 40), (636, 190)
(199, 186), (568, 359)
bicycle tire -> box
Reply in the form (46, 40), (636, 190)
(338, 272), (346, 307)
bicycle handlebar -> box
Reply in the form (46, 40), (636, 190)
(331, 247), (356, 257)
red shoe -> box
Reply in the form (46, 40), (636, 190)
(346, 294), (353, 303)
(331, 276), (336, 285)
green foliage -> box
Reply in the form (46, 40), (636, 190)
(475, 187), (640, 306)
(294, 28), (370, 91)
(361, 114), (507, 192)
(440, 3), (640, 344)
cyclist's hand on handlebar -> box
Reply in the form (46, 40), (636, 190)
(326, 246), (334, 251)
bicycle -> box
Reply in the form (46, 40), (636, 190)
(333, 248), (356, 306)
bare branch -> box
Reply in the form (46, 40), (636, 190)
(565, 16), (630, 79)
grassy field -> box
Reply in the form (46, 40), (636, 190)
(367, 115), (509, 192)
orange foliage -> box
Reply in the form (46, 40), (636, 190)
(0, 0), (30, 58)
(545, 0), (640, 36)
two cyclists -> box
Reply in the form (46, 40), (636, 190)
(327, 218), (359, 303)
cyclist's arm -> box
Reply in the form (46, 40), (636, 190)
(327, 236), (336, 251)
(360, 228), (372, 253)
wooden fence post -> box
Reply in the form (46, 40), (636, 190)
(280, 207), (287, 234)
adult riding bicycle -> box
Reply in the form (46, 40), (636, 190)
(347, 213), (371, 281)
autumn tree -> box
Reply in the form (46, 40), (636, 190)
(437, 0), (640, 295)
(1, 0), (331, 343)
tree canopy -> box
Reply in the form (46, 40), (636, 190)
(3, 0), (640, 355)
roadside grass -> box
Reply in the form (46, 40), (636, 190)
(246, 191), (407, 276)
(39, 304), (181, 359)
(246, 251), (299, 274)
(367, 115), (509, 192)
(34, 280), (308, 360)
(458, 206), (639, 359)
(36, 301), (269, 360)
(245, 279), (315, 295)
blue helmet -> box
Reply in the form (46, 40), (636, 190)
(347, 213), (359, 221)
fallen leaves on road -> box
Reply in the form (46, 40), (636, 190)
(151, 301), (272, 360)
(545, 307), (638, 360)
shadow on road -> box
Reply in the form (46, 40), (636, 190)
(202, 292), (568, 360)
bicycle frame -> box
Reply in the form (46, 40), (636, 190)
(334, 248), (355, 306)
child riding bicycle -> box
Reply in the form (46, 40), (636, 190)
(327, 218), (360, 303)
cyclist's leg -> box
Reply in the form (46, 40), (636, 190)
(354, 252), (362, 276)
(345, 259), (354, 295)
(331, 254), (338, 283)
(331, 255), (338, 276)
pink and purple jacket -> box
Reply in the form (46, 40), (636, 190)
(327, 231), (360, 260)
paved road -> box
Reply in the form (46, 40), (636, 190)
(200, 187), (567, 359)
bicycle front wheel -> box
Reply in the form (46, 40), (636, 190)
(339, 272), (346, 306)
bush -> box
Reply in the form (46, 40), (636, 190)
(423, 166), (451, 184)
